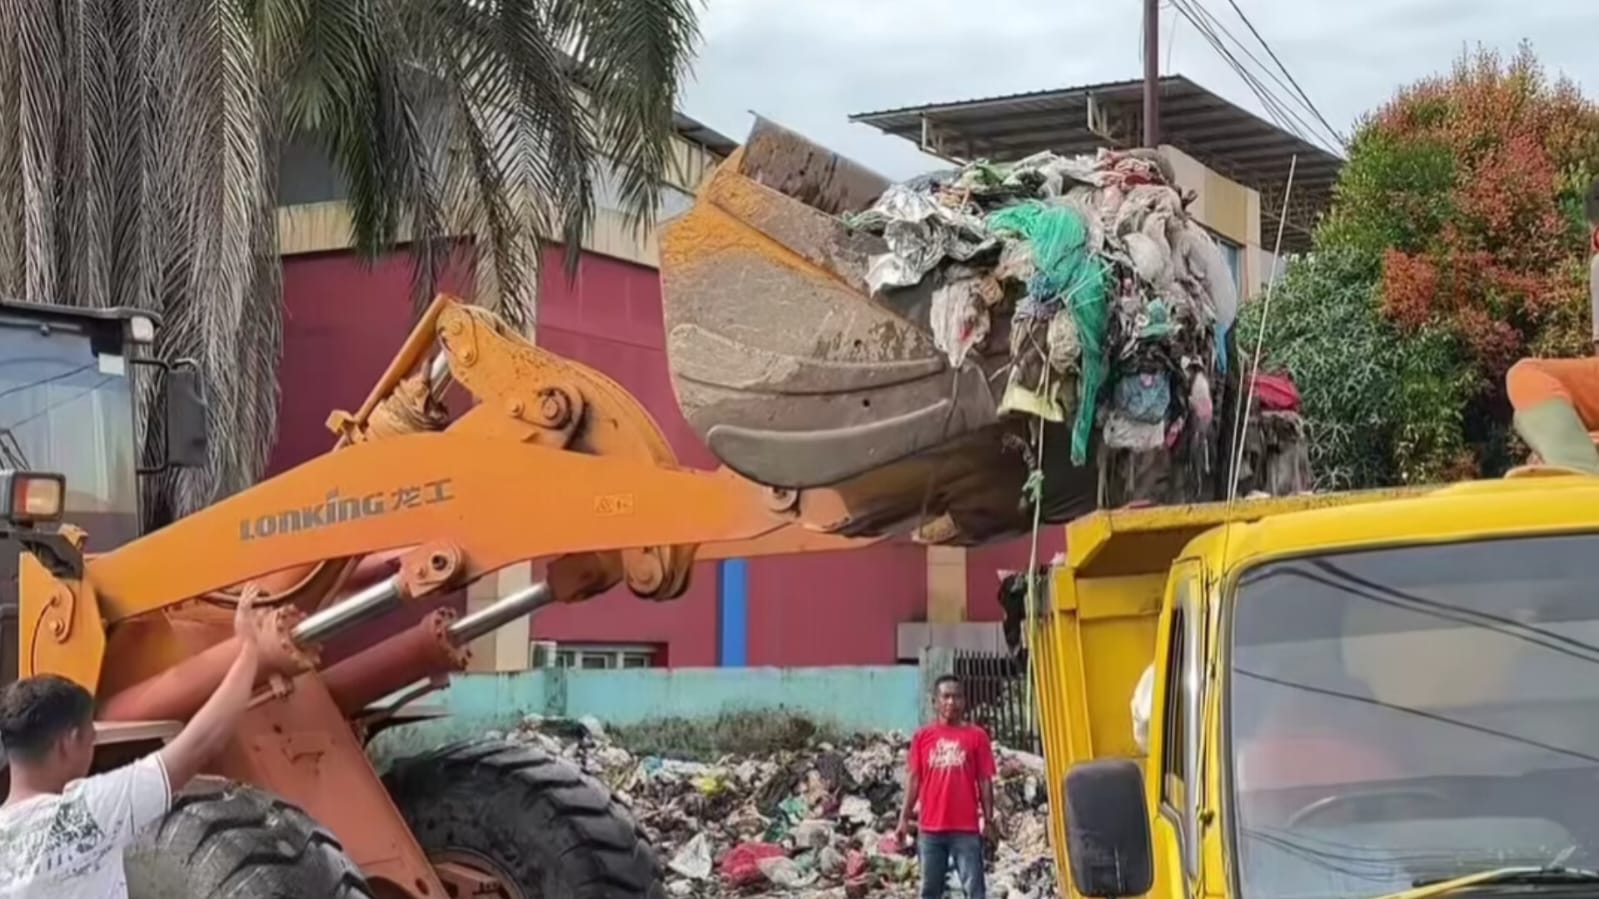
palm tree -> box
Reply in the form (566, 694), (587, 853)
(0, 0), (701, 524)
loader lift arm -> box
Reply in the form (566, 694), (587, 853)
(17, 293), (883, 690)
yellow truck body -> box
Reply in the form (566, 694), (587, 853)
(1039, 473), (1599, 899)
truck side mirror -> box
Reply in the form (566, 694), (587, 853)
(1064, 759), (1154, 898)
(163, 363), (209, 469)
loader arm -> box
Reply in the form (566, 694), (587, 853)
(18, 294), (888, 689)
(86, 433), (819, 620)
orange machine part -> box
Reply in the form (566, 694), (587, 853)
(98, 607), (314, 722)
(211, 674), (445, 898)
(321, 610), (467, 716)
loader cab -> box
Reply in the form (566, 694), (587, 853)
(0, 299), (209, 688)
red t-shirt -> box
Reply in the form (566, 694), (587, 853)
(909, 723), (997, 833)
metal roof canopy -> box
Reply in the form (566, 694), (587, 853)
(850, 75), (1344, 253)
(673, 111), (737, 158)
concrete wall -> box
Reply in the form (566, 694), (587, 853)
(440, 664), (929, 733)
(368, 662), (949, 764)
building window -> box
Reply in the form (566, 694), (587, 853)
(552, 643), (661, 670)
(1211, 232), (1244, 296)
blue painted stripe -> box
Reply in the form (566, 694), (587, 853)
(717, 559), (749, 667)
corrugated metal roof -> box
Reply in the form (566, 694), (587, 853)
(673, 112), (738, 158)
(851, 75), (1343, 252)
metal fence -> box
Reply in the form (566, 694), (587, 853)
(953, 649), (1040, 754)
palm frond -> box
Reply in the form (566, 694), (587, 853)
(552, 0), (701, 236)
(0, 0), (703, 530)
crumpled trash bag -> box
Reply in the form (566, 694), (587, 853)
(1045, 309), (1080, 373)
(719, 842), (787, 887)
(1105, 414), (1165, 451)
(930, 277), (993, 368)
(1113, 372), (1171, 423)
(690, 772), (728, 796)
(1251, 371), (1301, 412)
(1123, 231), (1168, 285)
(838, 795), (875, 826)
(1131, 663), (1156, 753)
(818, 845), (846, 876)
(844, 849), (869, 881)
(757, 854), (818, 889)
(790, 818), (835, 850)
(858, 184), (999, 293)
(668, 832), (713, 880)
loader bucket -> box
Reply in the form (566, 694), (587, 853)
(660, 118), (1097, 544)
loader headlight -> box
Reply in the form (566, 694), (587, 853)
(0, 471), (65, 525)
(128, 315), (156, 345)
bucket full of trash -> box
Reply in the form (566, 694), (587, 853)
(660, 119), (1311, 546)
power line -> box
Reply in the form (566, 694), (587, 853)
(1167, 0), (1342, 153)
(1170, 0), (1334, 149)
(1168, 0), (1309, 134)
(1221, 0), (1346, 147)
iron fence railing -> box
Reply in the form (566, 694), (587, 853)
(953, 649), (1040, 755)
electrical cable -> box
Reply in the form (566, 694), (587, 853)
(1168, 0), (1342, 154)
(1221, 0), (1346, 147)
(1172, 0), (1338, 149)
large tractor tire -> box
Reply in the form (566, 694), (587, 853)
(125, 779), (373, 898)
(384, 739), (666, 899)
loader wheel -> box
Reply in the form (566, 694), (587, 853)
(384, 739), (666, 899)
(125, 778), (373, 898)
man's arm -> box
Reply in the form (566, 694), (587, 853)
(977, 733), (999, 842)
(896, 734), (922, 841)
(74, 588), (262, 843)
(156, 586), (262, 791)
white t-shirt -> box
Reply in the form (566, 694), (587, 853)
(0, 754), (171, 898)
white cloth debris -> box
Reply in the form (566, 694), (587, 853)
(669, 832), (714, 880)
(1132, 664), (1156, 753)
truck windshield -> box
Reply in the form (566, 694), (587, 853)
(0, 322), (139, 549)
(1230, 534), (1599, 899)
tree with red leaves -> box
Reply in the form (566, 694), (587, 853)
(1244, 43), (1599, 485)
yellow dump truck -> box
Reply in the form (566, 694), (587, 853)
(1041, 474), (1599, 899)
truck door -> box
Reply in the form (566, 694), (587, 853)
(1152, 559), (1205, 898)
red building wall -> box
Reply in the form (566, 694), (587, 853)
(269, 248), (475, 475)
(746, 541), (927, 665)
(965, 532), (1066, 622)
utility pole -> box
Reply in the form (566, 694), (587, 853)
(1143, 0), (1161, 147)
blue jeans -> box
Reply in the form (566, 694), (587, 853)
(919, 832), (986, 899)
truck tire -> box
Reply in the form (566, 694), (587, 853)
(125, 779), (373, 898)
(384, 739), (666, 899)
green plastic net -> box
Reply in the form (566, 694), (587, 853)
(985, 201), (1109, 464)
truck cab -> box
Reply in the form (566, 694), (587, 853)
(0, 298), (207, 688)
(1041, 476), (1599, 899)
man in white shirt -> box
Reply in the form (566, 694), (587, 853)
(0, 587), (262, 898)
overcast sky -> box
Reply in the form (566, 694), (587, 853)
(676, 0), (1596, 180)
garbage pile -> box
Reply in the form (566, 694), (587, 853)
(847, 148), (1312, 505)
(497, 716), (1060, 898)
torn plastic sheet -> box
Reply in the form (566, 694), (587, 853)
(856, 184), (998, 293)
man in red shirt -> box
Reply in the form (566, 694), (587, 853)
(896, 675), (998, 899)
